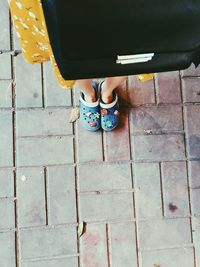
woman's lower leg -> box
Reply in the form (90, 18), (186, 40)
(101, 76), (127, 103)
(74, 79), (96, 103)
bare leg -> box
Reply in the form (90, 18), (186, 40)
(74, 79), (96, 103)
(101, 76), (127, 103)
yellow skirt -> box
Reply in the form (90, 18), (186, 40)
(9, 0), (154, 90)
(9, 0), (76, 89)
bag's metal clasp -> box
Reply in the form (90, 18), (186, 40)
(116, 53), (154, 64)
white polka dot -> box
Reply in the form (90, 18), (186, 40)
(29, 12), (36, 19)
(16, 2), (23, 9)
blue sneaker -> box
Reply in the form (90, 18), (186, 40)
(99, 81), (120, 132)
(79, 81), (101, 131)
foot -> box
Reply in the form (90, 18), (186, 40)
(101, 81), (113, 104)
(99, 81), (120, 132)
(84, 89), (97, 103)
(79, 81), (101, 132)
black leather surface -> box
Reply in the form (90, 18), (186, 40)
(41, 0), (200, 79)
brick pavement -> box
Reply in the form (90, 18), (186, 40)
(1, 1), (200, 266)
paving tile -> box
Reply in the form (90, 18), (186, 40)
(72, 85), (80, 107)
(181, 63), (200, 77)
(47, 165), (77, 224)
(184, 106), (200, 160)
(15, 54), (43, 108)
(20, 226), (77, 259)
(0, 168), (14, 197)
(0, 198), (15, 229)
(130, 106), (183, 134)
(79, 193), (134, 222)
(132, 134), (185, 161)
(43, 62), (72, 107)
(17, 136), (74, 166)
(80, 224), (107, 267)
(116, 79), (129, 107)
(0, 232), (15, 267)
(0, 53), (11, 79)
(76, 121), (103, 163)
(133, 163), (162, 218)
(140, 247), (194, 267)
(16, 108), (73, 137)
(110, 222), (137, 267)
(0, 110), (13, 167)
(188, 161), (200, 189)
(161, 162), (190, 217)
(13, 30), (21, 51)
(155, 71), (181, 104)
(0, 80), (12, 108)
(189, 162), (200, 216)
(16, 167), (46, 227)
(127, 75), (155, 106)
(193, 217), (200, 267)
(105, 108), (130, 161)
(78, 163), (132, 192)
(21, 258), (78, 267)
(0, 0), (10, 50)
(190, 189), (200, 216)
(138, 218), (191, 249)
(182, 77), (200, 103)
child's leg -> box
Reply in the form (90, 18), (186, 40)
(101, 76), (128, 103)
(74, 79), (96, 103)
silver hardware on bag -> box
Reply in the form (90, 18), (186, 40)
(116, 53), (154, 64)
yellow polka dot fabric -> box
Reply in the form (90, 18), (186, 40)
(9, 0), (76, 90)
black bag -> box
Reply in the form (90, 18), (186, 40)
(41, 0), (200, 80)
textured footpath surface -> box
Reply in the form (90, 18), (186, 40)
(1, 1), (200, 267)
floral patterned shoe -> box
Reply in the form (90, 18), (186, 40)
(79, 81), (101, 132)
(99, 81), (120, 132)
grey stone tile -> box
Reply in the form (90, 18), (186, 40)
(15, 54), (43, 108)
(47, 165), (77, 224)
(21, 258), (78, 267)
(0, 80), (12, 108)
(76, 121), (103, 163)
(0, 232), (15, 267)
(130, 106), (183, 134)
(16, 108), (73, 137)
(0, 0), (10, 50)
(78, 163), (132, 192)
(190, 189), (200, 216)
(155, 71), (181, 104)
(182, 77), (200, 103)
(161, 161), (190, 217)
(133, 163), (162, 218)
(0, 110), (13, 167)
(16, 167), (46, 227)
(128, 75), (155, 106)
(188, 161), (200, 189)
(0, 199), (15, 229)
(184, 106), (200, 159)
(140, 247), (194, 267)
(0, 168), (14, 197)
(138, 218), (191, 249)
(43, 62), (72, 107)
(132, 134), (185, 161)
(110, 222), (137, 267)
(20, 226), (77, 259)
(17, 136), (74, 166)
(0, 53), (11, 79)
(79, 193), (134, 222)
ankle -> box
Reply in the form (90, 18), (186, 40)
(83, 89), (96, 103)
(101, 82), (114, 104)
